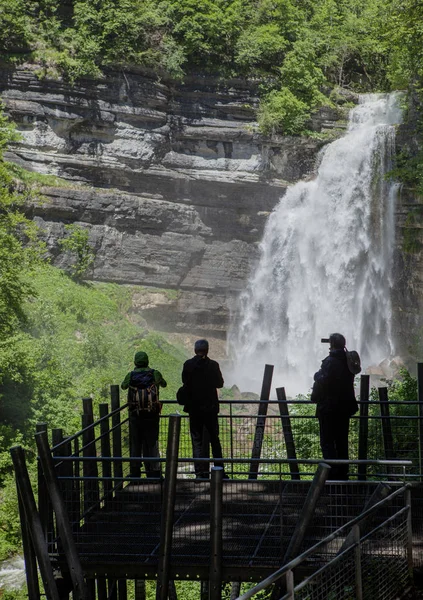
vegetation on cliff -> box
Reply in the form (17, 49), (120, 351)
(0, 0), (422, 135)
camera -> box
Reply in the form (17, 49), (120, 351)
(321, 338), (330, 343)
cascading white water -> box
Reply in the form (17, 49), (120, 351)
(228, 93), (403, 396)
(0, 556), (26, 590)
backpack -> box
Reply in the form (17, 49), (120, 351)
(128, 369), (161, 414)
(346, 349), (361, 375)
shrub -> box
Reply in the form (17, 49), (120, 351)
(258, 88), (310, 135)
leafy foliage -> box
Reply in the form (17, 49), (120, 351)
(0, 0), (423, 145)
(258, 88), (310, 135)
(0, 106), (43, 367)
(58, 223), (95, 280)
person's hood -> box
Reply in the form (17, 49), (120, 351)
(134, 351), (149, 367)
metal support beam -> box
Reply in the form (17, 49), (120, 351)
(210, 467), (223, 600)
(276, 387), (300, 480)
(230, 583), (241, 600)
(99, 403), (112, 502)
(358, 375), (370, 481)
(16, 478), (41, 600)
(36, 422), (50, 540)
(249, 365), (274, 479)
(10, 446), (60, 600)
(353, 525), (363, 600)
(156, 415), (181, 600)
(111, 385), (123, 482)
(405, 487), (413, 580)
(35, 431), (88, 600)
(378, 387), (395, 477)
(418, 363), (423, 481)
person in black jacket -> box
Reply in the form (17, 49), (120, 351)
(311, 333), (358, 480)
(181, 339), (227, 480)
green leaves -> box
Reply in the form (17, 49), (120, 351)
(258, 88), (310, 135)
(58, 223), (95, 280)
(235, 24), (288, 71)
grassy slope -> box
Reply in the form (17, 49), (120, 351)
(0, 263), (191, 561)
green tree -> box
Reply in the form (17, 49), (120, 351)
(58, 223), (95, 280)
(0, 107), (40, 342)
(258, 88), (310, 135)
(0, 0), (31, 54)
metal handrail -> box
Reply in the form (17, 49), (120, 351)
(50, 402), (129, 452)
(51, 456), (412, 466)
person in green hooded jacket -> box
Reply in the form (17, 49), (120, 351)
(121, 351), (167, 479)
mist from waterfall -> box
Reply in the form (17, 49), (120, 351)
(228, 93), (403, 396)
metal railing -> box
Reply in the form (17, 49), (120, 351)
(32, 372), (423, 579)
(235, 485), (412, 600)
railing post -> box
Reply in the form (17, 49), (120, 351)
(378, 387), (395, 477)
(10, 446), (61, 600)
(405, 487), (414, 579)
(156, 414), (181, 600)
(418, 363), (423, 480)
(249, 364), (273, 479)
(352, 524), (363, 600)
(16, 479), (41, 600)
(82, 398), (99, 514)
(358, 375), (370, 481)
(73, 437), (81, 532)
(111, 385), (123, 482)
(35, 431), (88, 600)
(52, 428), (64, 539)
(135, 580), (146, 600)
(36, 423), (50, 541)
(230, 582), (241, 600)
(168, 580), (178, 600)
(99, 403), (112, 501)
(210, 467), (223, 600)
(285, 570), (294, 600)
(61, 437), (74, 530)
(200, 581), (209, 600)
(229, 403), (234, 479)
(97, 578), (107, 600)
(276, 387), (300, 480)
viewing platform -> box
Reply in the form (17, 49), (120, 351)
(11, 365), (423, 600)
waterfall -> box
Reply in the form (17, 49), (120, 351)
(228, 93), (403, 396)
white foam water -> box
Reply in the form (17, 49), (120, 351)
(228, 93), (403, 396)
(0, 555), (26, 590)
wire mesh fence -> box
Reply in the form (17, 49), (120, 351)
(232, 489), (412, 600)
(285, 508), (410, 600)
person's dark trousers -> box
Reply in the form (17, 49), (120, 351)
(129, 411), (161, 478)
(189, 410), (224, 478)
(318, 412), (350, 480)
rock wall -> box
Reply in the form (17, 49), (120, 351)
(391, 97), (423, 363)
(1, 67), (342, 336)
(392, 187), (423, 361)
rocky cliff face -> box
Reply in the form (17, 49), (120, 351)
(391, 97), (423, 362)
(1, 67), (342, 336)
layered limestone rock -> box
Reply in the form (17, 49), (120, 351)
(1, 66), (341, 335)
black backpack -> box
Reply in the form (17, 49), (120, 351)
(346, 349), (361, 375)
(128, 369), (161, 414)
